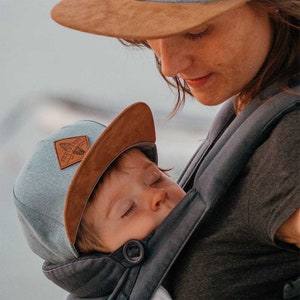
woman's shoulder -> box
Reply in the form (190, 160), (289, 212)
(272, 107), (300, 137)
(264, 105), (300, 168)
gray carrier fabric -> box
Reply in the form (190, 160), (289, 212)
(43, 81), (300, 299)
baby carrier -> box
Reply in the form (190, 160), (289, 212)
(43, 80), (300, 299)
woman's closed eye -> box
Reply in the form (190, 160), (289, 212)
(184, 26), (210, 41)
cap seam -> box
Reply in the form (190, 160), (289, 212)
(13, 188), (64, 227)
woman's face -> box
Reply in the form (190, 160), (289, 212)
(147, 4), (273, 106)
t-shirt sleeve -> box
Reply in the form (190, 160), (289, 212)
(247, 109), (300, 246)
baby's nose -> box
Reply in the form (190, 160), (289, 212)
(150, 188), (167, 211)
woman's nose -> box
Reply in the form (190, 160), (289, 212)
(149, 38), (192, 77)
(149, 188), (167, 212)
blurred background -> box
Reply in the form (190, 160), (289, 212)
(1, 1), (221, 299)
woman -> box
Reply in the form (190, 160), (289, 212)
(51, 0), (299, 299)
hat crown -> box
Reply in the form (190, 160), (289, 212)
(14, 120), (106, 263)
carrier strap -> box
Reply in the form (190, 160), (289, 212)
(62, 82), (299, 300)
(126, 84), (300, 300)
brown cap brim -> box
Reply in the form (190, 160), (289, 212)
(51, 0), (248, 40)
(64, 102), (157, 244)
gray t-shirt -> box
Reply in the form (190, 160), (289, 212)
(167, 109), (300, 299)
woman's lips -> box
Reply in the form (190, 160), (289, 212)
(184, 74), (211, 88)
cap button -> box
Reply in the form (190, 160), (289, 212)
(123, 240), (144, 265)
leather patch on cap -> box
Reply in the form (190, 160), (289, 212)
(54, 135), (90, 169)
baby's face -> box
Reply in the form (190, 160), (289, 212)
(85, 148), (186, 253)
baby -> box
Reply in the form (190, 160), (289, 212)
(14, 102), (185, 299)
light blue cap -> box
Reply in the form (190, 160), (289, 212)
(13, 102), (157, 263)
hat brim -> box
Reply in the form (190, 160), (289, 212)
(51, 0), (248, 40)
(64, 102), (157, 244)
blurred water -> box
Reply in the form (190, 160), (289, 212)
(1, 1), (221, 299)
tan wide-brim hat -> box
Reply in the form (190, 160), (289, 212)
(51, 0), (248, 40)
